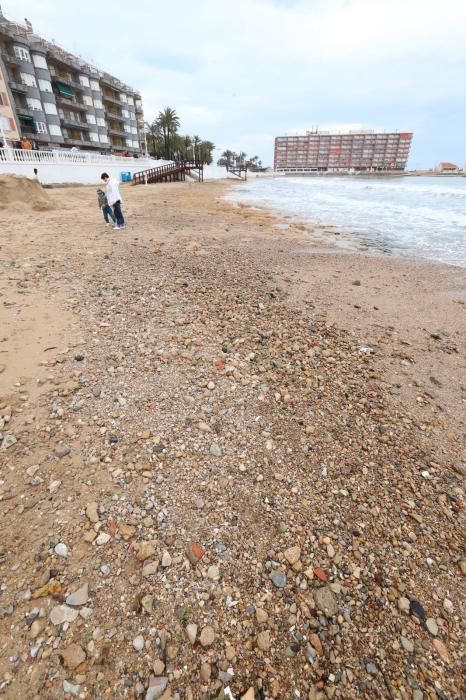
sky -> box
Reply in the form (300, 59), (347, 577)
(3, 0), (466, 168)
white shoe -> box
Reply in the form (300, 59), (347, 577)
(105, 223), (110, 227)
(119, 225), (126, 230)
(112, 225), (120, 230)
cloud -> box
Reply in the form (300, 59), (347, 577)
(4, 0), (466, 166)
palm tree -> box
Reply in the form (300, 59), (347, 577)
(199, 140), (215, 164)
(221, 149), (235, 167)
(156, 107), (180, 159)
(145, 120), (162, 158)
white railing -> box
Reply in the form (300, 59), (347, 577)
(0, 147), (152, 166)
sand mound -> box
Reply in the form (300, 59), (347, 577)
(0, 174), (54, 211)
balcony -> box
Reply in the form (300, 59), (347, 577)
(105, 110), (125, 122)
(60, 117), (91, 130)
(64, 137), (100, 147)
(50, 74), (84, 91)
(102, 92), (123, 107)
(55, 95), (88, 111)
(9, 80), (29, 94)
(108, 126), (130, 138)
(1, 51), (21, 65)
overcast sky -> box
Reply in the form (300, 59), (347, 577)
(3, 0), (466, 167)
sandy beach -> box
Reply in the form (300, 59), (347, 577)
(0, 178), (464, 700)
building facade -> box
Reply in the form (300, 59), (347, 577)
(0, 10), (144, 153)
(274, 130), (413, 173)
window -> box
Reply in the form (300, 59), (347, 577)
(79, 75), (90, 88)
(83, 95), (93, 106)
(124, 124), (131, 133)
(90, 79), (100, 91)
(89, 131), (99, 142)
(131, 126), (137, 134)
(20, 72), (37, 87)
(86, 114), (97, 125)
(48, 124), (62, 137)
(99, 133), (109, 144)
(32, 53), (48, 69)
(125, 138), (132, 147)
(128, 111), (135, 121)
(35, 121), (48, 134)
(13, 46), (31, 62)
(120, 93), (127, 103)
(27, 97), (43, 111)
(96, 117), (105, 127)
(122, 108), (129, 119)
(43, 102), (58, 115)
(127, 96), (134, 106)
(38, 79), (52, 93)
(93, 99), (103, 109)
(133, 139), (139, 148)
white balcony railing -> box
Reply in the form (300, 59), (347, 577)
(0, 147), (150, 166)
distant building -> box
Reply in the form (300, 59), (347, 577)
(0, 9), (144, 153)
(436, 162), (459, 173)
(274, 130), (413, 173)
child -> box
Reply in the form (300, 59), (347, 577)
(97, 188), (116, 227)
(100, 172), (125, 230)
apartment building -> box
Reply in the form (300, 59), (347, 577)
(274, 130), (413, 173)
(0, 9), (144, 153)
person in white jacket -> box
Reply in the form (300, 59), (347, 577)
(101, 173), (125, 229)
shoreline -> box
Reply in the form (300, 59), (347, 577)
(0, 179), (464, 699)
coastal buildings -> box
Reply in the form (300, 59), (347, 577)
(436, 162), (459, 173)
(0, 8), (144, 153)
(274, 130), (413, 173)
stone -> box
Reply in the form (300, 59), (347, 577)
(120, 523), (136, 540)
(366, 662), (377, 675)
(284, 546), (301, 565)
(146, 676), (168, 700)
(270, 571), (287, 588)
(30, 619), (45, 639)
(209, 442), (222, 457)
(153, 660), (165, 675)
(60, 643), (86, 670)
(137, 541), (156, 561)
(54, 543), (68, 558)
(142, 561), (159, 577)
(207, 564), (220, 581)
(409, 599), (426, 620)
(242, 689), (255, 700)
(401, 636), (414, 653)
(50, 605), (79, 625)
(186, 624), (198, 645)
(199, 625), (215, 647)
(55, 446), (71, 458)
(48, 480), (62, 494)
(1, 434), (17, 450)
(161, 551), (172, 567)
(459, 559), (466, 576)
(141, 595), (154, 614)
(66, 583), (89, 607)
(398, 596), (410, 613)
(314, 586), (339, 616)
(426, 618), (438, 636)
(63, 681), (80, 697)
(443, 598), (453, 613)
(433, 639), (450, 662)
(256, 630), (271, 651)
(86, 502), (99, 523)
(256, 608), (268, 623)
(200, 663), (211, 682)
(133, 635), (145, 652)
(186, 541), (204, 565)
(96, 532), (111, 545)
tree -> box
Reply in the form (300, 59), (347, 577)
(156, 107), (180, 159)
(218, 149), (235, 167)
(145, 120), (163, 158)
(199, 140), (215, 165)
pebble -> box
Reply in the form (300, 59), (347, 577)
(63, 681), (80, 697)
(256, 608), (268, 623)
(443, 598), (453, 613)
(133, 635), (145, 652)
(186, 623), (198, 645)
(60, 643), (86, 670)
(55, 445), (71, 458)
(209, 442), (222, 457)
(270, 571), (287, 588)
(66, 583), (89, 607)
(366, 662), (378, 675)
(161, 551), (172, 567)
(426, 617), (438, 636)
(284, 545), (301, 565)
(145, 676), (168, 700)
(410, 599), (426, 620)
(207, 564), (220, 581)
(314, 586), (339, 616)
(398, 596), (410, 613)
(85, 502), (99, 523)
(257, 630), (271, 651)
(401, 636), (414, 653)
(142, 561), (159, 577)
(199, 625), (215, 647)
(50, 605), (79, 625)
(96, 532), (111, 545)
(54, 543), (68, 558)
(200, 663), (211, 682)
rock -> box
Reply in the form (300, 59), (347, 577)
(409, 599), (426, 620)
(137, 541), (156, 561)
(209, 442), (222, 457)
(256, 608), (268, 623)
(48, 480), (62, 493)
(199, 421), (211, 432)
(119, 523), (136, 540)
(80, 607), (92, 620)
(256, 630), (271, 651)
(433, 639), (450, 662)
(100, 564), (110, 577)
(133, 635), (145, 652)
(366, 662), (377, 675)
(96, 532), (111, 545)
(142, 561), (159, 577)
(186, 624), (198, 645)
(1, 434), (17, 450)
(314, 586), (339, 616)
(459, 559), (466, 576)
(398, 596), (410, 613)
(242, 689), (255, 700)
(54, 543), (68, 558)
(161, 551), (172, 567)
(141, 595), (154, 614)
(55, 445), (71, 458)
(426, 618), (438, 636)
(86, 502), (99, 523)
(313, 567), (328, 582)
(145, 676), (168, 700)
(452, 463), (466, 476)
(63, 681), (80, 697)
(32, 581), (62, 599)
(186, 541), (204, 565)
(270, 571), (287, 588)
(352, 280), (361, 286)
(50, 605), (79, 625)
(284, 546), (301, 565)
(207, 564), (220, 581)
(200, 663), (211, 682)
(60, 643), (86, 670)
(66, 583), (89, 606)
(443, 598), (453, 613)
(30, 619), (45, 639)
(401, 636), (414, 653)
(199, 625), (215, 647)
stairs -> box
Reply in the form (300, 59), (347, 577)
(132, 159), (204, 185)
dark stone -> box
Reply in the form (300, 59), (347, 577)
(74, 354), (85, 361)
(409, 599), (426, 620)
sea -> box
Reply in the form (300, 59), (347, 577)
(228, 175), (466, 267)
